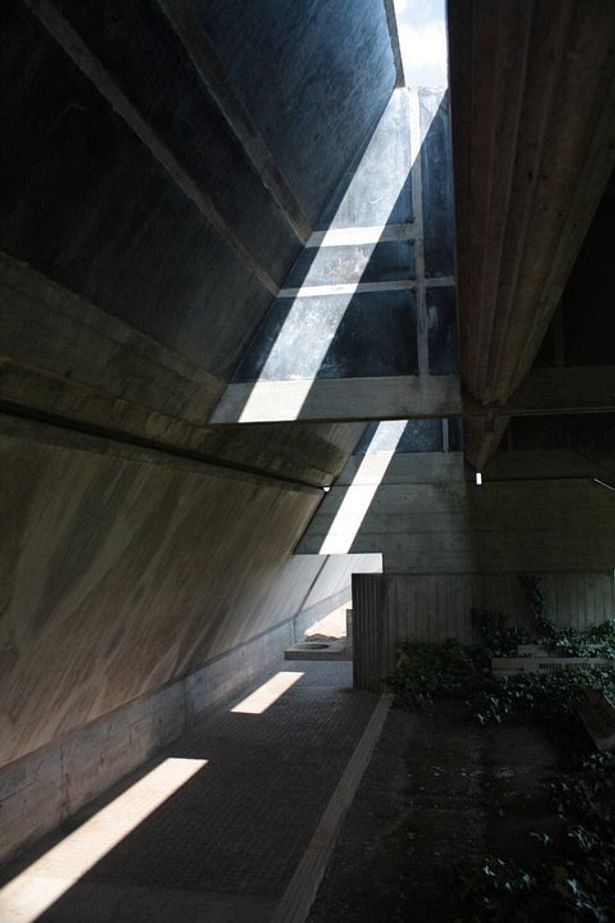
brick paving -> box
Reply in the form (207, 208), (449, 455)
(0, 660), (377, 923)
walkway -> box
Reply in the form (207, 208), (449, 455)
(0, 660), (381, 923)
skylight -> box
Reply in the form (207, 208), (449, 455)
(394, 0), (448, 87)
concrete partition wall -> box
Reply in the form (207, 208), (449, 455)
(344, 452), (615, 690)
(353, 571), (615, 692)
(0, 416), (377, 863)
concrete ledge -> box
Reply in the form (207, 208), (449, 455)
(284, 639), (351, 661)
(271, 692), (393, 923)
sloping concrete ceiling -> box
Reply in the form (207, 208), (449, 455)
(448, 0), (615, 468)
(1, 0), (395, 463)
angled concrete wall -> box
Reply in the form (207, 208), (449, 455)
(0, 0), (397, 843)
(0, 413), (379, 860)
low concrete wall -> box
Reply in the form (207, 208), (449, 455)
(353, 571), (615, 691)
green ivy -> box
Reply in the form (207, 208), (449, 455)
(455, 753), (615, 922)
(476, 577), (615, 660)
(472, 607), (530, 656)
(470, 667), (615, 726)
(384, 640), (491, 708)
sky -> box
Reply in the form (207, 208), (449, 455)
(393, 0), (448, 87)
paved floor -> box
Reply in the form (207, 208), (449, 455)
(0, 660), (378, 923)
(308, 703), (559, 922)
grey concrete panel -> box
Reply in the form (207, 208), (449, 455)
(284, 241), (416, 288)
(0, 7), (271, 378)
(448, 417), (464, 452)
(195, 0), (396, 226)
(318, 292), (419, 379)
(315, 89), (414, 230)
(233, 291), (418, 383)
(427, 285), (458, 374)
(420, 90), (455, 278)
(299, 457), (615, 572)
(0, 419), (368, 771)
(212, 374), (462, 424)
(51, 0), (299, 283)
(328, 453), (466, 489)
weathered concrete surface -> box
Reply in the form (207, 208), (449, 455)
(1, 0), (394, 388)
(353, 571), (615, 691)
(298, 449), (615, 573)
(0, 416), (379, 771)
(448, 0), (615, 466)
(0, 254), (367, 486)
(194, 0), (397, 227)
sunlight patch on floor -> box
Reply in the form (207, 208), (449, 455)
(231, 671), (305, 715)
(0, 757), (207, 923)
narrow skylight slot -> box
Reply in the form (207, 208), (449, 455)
(475, 471), (482, 486)
(393, 0), (448, 87)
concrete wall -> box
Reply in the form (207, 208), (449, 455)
(0, 0), (398, 863)
(353, 571), (615, 691)
(300, 453), (615, 573)
(0, 412), (379, 860)
(0, 572), (371, 866)
(0, 415), (376, 769)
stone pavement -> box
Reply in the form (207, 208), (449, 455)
(0, 660), (378, 923)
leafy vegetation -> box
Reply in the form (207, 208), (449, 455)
(470, 667), (615, 727)
(455, 753), (615, 922)
(384, 581), (615, 922)
(384, 640), (491, 708)
(471, 607), (530, 656)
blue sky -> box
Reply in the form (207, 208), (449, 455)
(393, 0), (448, 87)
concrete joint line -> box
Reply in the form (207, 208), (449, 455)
(271, 692), (393, 923)
(25, 0), (279, 296)
(155, 0), (311, 244)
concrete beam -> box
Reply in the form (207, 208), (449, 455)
(463, 366), (615, 469)
(211, 374), (462, 424)
(449, 0), (615, 404)
(0, 253), (357, 486)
